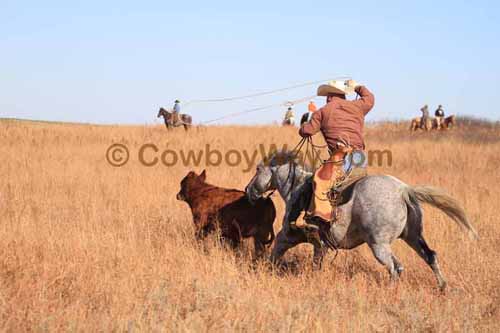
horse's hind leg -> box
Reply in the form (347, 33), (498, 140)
(392, 254), (404, 276)
(404, 235), (447, 291)
(368, 243), (400, 281)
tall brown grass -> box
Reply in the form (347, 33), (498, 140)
(0, 119), (499, 331)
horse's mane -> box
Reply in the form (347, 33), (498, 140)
(264, 149), (312, 171)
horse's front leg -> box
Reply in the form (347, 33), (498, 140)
(269, 226), (305, 265)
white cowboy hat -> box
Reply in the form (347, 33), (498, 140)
(317, 80), (355, 96)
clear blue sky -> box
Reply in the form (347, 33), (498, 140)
(2, 0), (499, 124)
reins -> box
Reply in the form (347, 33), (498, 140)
(289, 136), (343, 256)
(263, 137), (306, 199)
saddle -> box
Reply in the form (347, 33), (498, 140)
(330, 167), (367, 206)
(172, 112), (180, 125)
(304, 150), (368, 217)
(299, 155), (367, 249)
(326, 149), (366, 207)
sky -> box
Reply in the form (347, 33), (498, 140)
(1, 0), (499, 125)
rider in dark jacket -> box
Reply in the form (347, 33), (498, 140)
(435, 105), (445, 129)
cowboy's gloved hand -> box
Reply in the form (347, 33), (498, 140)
(299, 126), (310, 138)
(355, 85), (365, 93)
(347, 79), (357, 89)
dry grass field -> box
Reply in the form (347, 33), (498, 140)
(1, 118), (499, 331)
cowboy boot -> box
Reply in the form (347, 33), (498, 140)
(292, 212), (319, 230)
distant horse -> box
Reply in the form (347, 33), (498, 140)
(282, 117), (295, 127)
(410, 117), (432, 131)
(443, 115), (455, 129)
(431, 115), (455, 130)
(157, 107), (192, 131)
(410, 115), (456, 131)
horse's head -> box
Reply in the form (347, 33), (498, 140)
(245, 162), (275, 205)
(245, 150), (309, 204)
(157, 107), (170, 118)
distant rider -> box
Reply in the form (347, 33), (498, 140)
(308, 101), (317, 113)
(284, 107), (295, 126)
(420, 104), (429, 130)
(172, 100), (181, 124)
(435, 105), (445, 129)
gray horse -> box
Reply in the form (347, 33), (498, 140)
(157, 107), (192, 131)
(245, 151), (478, 290)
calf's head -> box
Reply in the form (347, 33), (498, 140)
(177, 170), (207, 202)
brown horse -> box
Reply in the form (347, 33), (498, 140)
(431, 115), (456, 130)
(157, 107), (192, 131)
(410, 115), (455, 131)
(410, 117), (432, 131)
(443, 115), (455, 129)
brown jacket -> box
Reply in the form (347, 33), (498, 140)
(299, 86), (374, 150)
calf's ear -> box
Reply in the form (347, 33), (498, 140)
(199, 169), (207, 181)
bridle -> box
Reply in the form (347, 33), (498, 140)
(247, 155), (298, 201)
(248, 136), (322, 201)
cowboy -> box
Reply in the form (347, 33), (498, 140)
(434, 105), (445, 129)
(420, 104), (429, 130)
(292, 79), (374, 233)
(172, 100), (181, 124)
(284, 107), (295, 126)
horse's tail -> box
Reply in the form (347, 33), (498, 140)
(181, 114), (192, 125)
(402, 186), (478, 239)
(410, 119), (418, 131)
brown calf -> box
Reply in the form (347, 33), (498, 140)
(177, 170), (276, 258)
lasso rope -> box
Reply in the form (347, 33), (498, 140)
(199, 94), (319, 125)
(182, 75), (353, 124)
(183, 76), (351, 106)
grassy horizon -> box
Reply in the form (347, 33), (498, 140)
(0, 119), (499, 331)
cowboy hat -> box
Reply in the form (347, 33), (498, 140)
(317, 80), (356, 96)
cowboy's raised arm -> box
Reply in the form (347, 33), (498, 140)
(299, 108), (323, 137)
(353, 86), (375, 115)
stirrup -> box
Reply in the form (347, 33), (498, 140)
(291, 216), (319, 231)
(290, 221), (319, 231)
